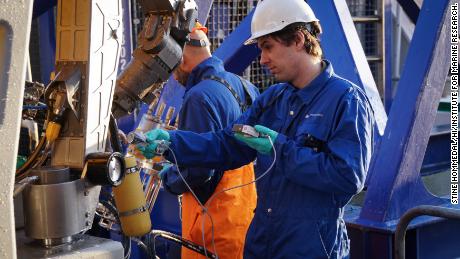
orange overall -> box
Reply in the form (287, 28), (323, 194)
(181, 163), (257, 259)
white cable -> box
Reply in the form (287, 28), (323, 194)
(167, 146), (215, 259)
(206, 136), (276, 207)
(166, 135), (277, 259)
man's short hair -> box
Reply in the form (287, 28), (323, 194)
(267, 22), (323, 58)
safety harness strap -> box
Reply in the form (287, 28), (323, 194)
(202, 75), (252, 112)
(237, 75), (254, 111)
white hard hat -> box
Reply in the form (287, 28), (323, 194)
(244, 0), (319, 45)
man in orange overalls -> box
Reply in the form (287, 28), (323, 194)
(158, 23), (259, 259)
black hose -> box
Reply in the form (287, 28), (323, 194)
(16, 135), (47, 178)
(150, 230), (217, 259)
(16, 109), (52, 180)
(133, 237), (155, 259)
(109, 114), (123, 153)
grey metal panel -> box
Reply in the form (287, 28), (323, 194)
(51, 0), (122, 168)
(85, 0), (122, 155)
(0, 1), (34, 258)
(23, 175), (100, 240)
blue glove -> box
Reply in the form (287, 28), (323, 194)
(136, 129), (170, 159)
(157, 163), (172, 179)
(234, 125), (278, 154)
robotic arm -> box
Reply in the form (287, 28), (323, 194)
(112, 0), (198, 118)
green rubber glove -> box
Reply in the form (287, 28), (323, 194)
(136, 129), (170, 159)
(234, 125), (278, 154)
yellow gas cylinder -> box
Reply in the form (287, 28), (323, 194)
(113, 156), (151, 236)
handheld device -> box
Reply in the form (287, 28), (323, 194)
(232, 124), (260, 138)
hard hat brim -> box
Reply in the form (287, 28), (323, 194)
(243, 30), (269, 45)
(244, 37), (257, 45)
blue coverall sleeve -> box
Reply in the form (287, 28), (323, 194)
(161, 165), (216, 195)
(275, 95), (374, 195)
(166, 97), (262, 171)
(162, 93), (220, 194)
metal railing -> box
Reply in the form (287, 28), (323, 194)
(207, 0), (276, 91)
(395, 205), (460, 259)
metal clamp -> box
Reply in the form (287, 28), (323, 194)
(126, 166), (138, 174)
(118, 205), (148, 218)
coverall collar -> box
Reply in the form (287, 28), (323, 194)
(291, 59), (334, 105)
(185, 56), (225, 91)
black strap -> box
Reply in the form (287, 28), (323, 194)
(203, 75), (252, 112)
(236, 75), (254, 111)
(186, 38), (208, 47)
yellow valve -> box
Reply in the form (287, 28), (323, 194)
(113, 156), (152, 236)
(45, 122), (61, 141)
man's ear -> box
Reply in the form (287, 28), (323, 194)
(181, 52), (191, 72)
(295, 31), (305, 51)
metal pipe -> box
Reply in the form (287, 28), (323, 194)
(352, 16), (381, 23)
(148, 179), (162, 213)
(395, 205), (460, 259)
(13, 176), (39, 197)
(366, 56), (384, 62)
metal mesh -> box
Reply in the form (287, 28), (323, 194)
(347, 0), (367, 16)
(369, 62), (378, 81)
(346, 0), (382, 91)
(207, 0), (275, 91)
(347, 0), (378, 16)
(207, 0), (383, 91)
(355, 23), (379, 56)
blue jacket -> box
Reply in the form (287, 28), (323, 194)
(166, 61), (375, 258)
(162, 56), (259, 204)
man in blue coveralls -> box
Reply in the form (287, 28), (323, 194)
(161, 23), (259, 259)
(138, 0), (375, 258)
